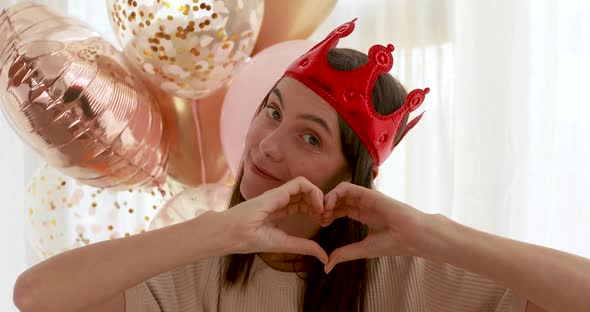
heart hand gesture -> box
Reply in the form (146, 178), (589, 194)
(222, 176), (328, 264)
(321, 182), (432, 273)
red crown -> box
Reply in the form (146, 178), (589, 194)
(283, 18), (429, 166)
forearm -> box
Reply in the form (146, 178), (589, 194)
(14, 211), (231, 312)
(420, 214), (590, 312)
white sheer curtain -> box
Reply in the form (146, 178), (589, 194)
(1, 0), (589, 310)
(313, 0), (590, 257)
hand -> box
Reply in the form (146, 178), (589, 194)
(221, 176), (329, 264)
(321, 182), (431, 273)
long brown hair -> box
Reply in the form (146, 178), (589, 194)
(222, 48), (409, 312)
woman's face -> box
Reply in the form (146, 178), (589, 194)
(240, 77), (350, 199)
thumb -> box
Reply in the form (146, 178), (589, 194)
(278, 235), (329, 265)
(324, 240), (371, 274)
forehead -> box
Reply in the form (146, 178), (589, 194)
(274, 77), (338, 120)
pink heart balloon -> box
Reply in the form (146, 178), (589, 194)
(220, 40), (317, 176)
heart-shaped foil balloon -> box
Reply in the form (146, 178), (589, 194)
(0, 3), (168, 189)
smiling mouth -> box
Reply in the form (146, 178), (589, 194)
(250, 161), (282, 181)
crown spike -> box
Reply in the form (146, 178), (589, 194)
(283, 19), (429, 165)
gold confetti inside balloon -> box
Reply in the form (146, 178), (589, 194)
(0, 3), (169, 189)
(25, 163), (177, 261)
(107, 0), (264, 99)
(149, 183), (232, 230)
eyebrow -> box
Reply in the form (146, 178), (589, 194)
(271, 88), (284, 109)
(270, 87), (333, 137)
(296, 113), (333, 137)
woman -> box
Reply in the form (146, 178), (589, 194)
(13, 20), (590, 312)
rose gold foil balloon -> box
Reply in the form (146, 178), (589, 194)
(0, 3), (168, 189)
(149, 183), (232, 230)
(251, 0), (336, 55)
(106, 0), (264, 99)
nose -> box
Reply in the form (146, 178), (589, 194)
(258, 128), (284, 162)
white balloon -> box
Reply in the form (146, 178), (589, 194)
(149, 183), (232, 230)
(25, 163), (177, 260)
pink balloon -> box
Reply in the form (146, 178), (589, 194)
(220, 40), (317, 176)
(148, 184), (231, 230)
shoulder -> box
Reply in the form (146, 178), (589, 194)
(367, 256), (527, 312)
(371, 255), (501, 287)
(151, 256), (221, 285)
(125, 257), (223, 312)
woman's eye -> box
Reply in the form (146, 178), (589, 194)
(303, 133), (320, 146)
(266, 106), (281, 120)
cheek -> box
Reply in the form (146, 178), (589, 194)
(243, 129), (254, 150)
(289, 158), (346, 191)
(244, 122), (263, 151)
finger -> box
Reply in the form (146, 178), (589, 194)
(263, 177), (323, 214)
(276, 236), (328, 264)
(281, 194), (324, 222)
(324, 182), (362, 212)
(319, 209), (344, 227)
(321, 204), (352, 220)
(320, 215), (334, 227)
(286, 177), (323, 214)
(320, 187), (342, 224)
(324, 239), (373, 274)
(321, 186), (358, 225)
(324, 182), (382, 224)
(305, 188), (324, 216)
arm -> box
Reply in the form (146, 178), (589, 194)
(421, 214), (590, 312)
(13, 211), (231, 312)
(321, 182), (590, 312)
(14, 176), (328, 312)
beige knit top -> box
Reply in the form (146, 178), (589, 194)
(125, 255), (527, 312)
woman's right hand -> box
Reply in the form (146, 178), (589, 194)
(219, 176), (328, 264)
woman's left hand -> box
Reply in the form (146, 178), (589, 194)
(321, 182), (434, 273)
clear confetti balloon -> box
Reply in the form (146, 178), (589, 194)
(149, 183), (232, 230)
(106, 0), (264, 99)
(25, 163), (178, 260)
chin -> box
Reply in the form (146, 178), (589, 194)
(239, 180), (256, 200)
(239, 159), (285, 200)
(239, 171), (266, 200)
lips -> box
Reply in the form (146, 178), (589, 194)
(250, 159), (282, 181)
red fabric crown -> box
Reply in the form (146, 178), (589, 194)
(283, 18), (429, 166)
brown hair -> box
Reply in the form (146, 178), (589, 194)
(222, 48), (409, 312)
